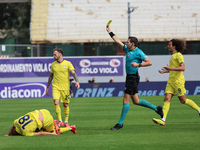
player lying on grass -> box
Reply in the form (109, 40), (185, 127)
(152, 39), (200, 126)
(4, 109), (76, 136)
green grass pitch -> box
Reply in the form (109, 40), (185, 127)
(0, 95), (200, 150)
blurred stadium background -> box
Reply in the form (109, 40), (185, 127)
(0, 0), (200, 99)
(1, 0), (200, 56)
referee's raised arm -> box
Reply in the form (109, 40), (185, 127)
(106, 25), (124, 49)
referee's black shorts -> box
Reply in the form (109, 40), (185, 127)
(124, 73), (140, 95)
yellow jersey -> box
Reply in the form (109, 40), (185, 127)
(13, 110), (43, 136)
(50, 60), (75, 90)
(168, 52), (185, 84)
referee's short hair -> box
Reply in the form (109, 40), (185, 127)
(53, 48), (63, 55)
(128, 36), (139, 47)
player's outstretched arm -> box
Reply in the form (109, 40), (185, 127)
(163, 63), (185, 72)
(35, 131), (57, 136)
(4, 126), (15, 136)
(106, 25), (124, 49)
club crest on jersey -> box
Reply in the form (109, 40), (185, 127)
(63, 65), (66, 68)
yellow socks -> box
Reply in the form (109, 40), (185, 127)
(54, 105), (62, 121)
(160, 99), (200, 122)
(64, 106), (69, 122)
(163, 101), (170, 120)
(60, 127), (70, 133)
(185, 99), (200, 112)
(54, 105), (70, 123)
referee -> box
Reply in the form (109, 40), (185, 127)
(106, 24), (163, 130)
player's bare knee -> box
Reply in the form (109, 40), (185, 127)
(180, 100), (186, 104)
(131, 98), (139, 105)
(164, 97), (170, 102)
(63, 103), (68, 107)
(54, 102), (59, 105)
(53, 99), (59, 105)
(133, 101), (139, 105)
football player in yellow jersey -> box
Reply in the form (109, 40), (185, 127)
(152, 39), (200, 126)
(4, 109), (77, 136)
(46, 48), (80, 127)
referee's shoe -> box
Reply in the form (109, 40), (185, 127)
(110, 123), (123, 130)
(156, 105), (163, 118)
